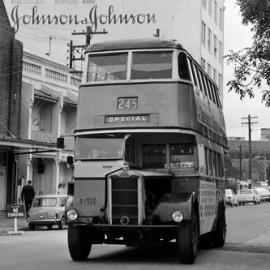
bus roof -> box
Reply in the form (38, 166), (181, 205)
(86, 39), (183, 53)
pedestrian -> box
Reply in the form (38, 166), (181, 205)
(21, 180), (36, 218)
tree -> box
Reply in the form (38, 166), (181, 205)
(225, 0), (270, 106)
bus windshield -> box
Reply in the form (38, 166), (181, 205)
(75, 136), (125, 160)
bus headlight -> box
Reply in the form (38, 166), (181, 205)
(66, 209), (78, 221)
(172, 211), (184, 223)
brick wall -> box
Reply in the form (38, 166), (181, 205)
(0, 0), (23, 138)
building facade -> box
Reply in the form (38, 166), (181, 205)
(0, 0), (23, 211)
(6, 0), (225, 97)
(17, 52), (81, 199)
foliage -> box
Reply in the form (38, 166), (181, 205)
(225, 0), (270, 106)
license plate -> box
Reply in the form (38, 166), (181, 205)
(117, 97), (138, 110)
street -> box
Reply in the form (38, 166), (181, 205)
(1, 204), (270, 270)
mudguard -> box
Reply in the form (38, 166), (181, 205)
(152, 192), (197, 223)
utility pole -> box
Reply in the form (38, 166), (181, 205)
(241, 115), (258, 181)
(239, 145), (242, 181)
(68, 26), (107, 71)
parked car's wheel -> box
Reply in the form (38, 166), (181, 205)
(68, 226), (92, 261)
(47, 225), (53, 230)
(58, 217), (65, 230)
(176, 208), (199, 264)
(28, 223), (35, 231)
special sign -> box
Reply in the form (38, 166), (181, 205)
(105, 114), (150, 124)
(7, 204), (25, 219)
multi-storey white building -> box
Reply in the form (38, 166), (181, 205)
(7, 0), (225, 97)
(17, 51), (81, 198)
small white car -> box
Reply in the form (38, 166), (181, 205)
(225, 189), (238, 207)
(237, 189), (261, 206)
(254, 187), (270, 202)
(28, 194), (69, 230)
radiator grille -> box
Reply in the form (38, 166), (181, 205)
(111, 175), (139, 225)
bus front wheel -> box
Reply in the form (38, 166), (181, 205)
(176, 211), (199, 264)
(68, 226), (92, 261)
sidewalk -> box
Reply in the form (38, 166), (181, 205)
(0, 212), (28, 235)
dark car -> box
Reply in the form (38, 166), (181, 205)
(28, 194), (69, 230)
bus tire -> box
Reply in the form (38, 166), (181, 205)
(212, 208), (226, 248)
(68, 226), (92, 261)
(176, 210), (199, 264)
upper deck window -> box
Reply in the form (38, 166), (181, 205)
(87, 53), (128, 82)
(178, 53), (191, 81)
(131, 51), (172, 80)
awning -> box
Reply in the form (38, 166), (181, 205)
(0, 136), (58, 155)
(34, 84), (61, 103)
(63, 91), (77, 108)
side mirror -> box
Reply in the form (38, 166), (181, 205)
(67, 182), (74, 196)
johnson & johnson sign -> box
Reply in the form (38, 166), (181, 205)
(10, 5), (157, 32)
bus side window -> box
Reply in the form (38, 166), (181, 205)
(195, 66), (204, 93)
(169, 144), (195, 169)
(198, 69), (208, 97)
(178, 52), (191, 81)
(188, 59), (198, 87)
(204, 147), (208, 175)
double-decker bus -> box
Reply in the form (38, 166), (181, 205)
(65, 39), (227, 264)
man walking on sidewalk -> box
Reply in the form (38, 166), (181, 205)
(21, 180), (36, 218)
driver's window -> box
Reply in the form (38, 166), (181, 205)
(142, 144), (166, 169)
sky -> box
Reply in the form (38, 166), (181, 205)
(3, 0), (269, 141)
(223, 1), (269, 140)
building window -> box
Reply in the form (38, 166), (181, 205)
(214, 1), (218, 24)
(218, 72), (223, 91)
(202, 0), (206, 9)
(201, 21), (206, 46)
(39, 103), (53, 132)
(207, 63), (212, 77)
(201, 57), (206, 70)
(219, 41), (223, 63)
(219, 7), (224, 31)
(213, 68), (217, 82)
(214, 35), (217, 58)
(207, 27), (212, 53)
(208, 0), (212, 17)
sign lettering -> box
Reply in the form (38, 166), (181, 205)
(105, 114), (150, 124)
(10, 5), (157, 32)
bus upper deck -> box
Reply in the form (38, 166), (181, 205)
(77, 39), (226, 148)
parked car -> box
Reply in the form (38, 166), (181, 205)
(225, 189), (238, 207)
(254, 187), (270, 202)
(237, 189), (260, 206)
(28, 194), (69, 230)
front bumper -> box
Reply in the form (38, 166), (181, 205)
(28, 218), (61, 226)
